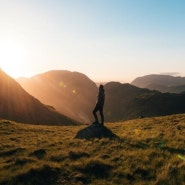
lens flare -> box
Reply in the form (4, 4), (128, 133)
(59, 82), (67, 88)
(177, 154), (185, 161)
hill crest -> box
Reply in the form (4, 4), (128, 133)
(0, 69), (76, 125)
(17, 70), (98, 123)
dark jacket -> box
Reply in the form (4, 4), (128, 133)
(97, 89), (105, 107)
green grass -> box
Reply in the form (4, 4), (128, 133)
(1, 114), (185, 185)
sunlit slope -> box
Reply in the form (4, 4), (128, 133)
(1, 113), (185, 185)
(0, 69), (76, 125)
(17, 70), (97, 123)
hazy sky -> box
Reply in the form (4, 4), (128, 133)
(0, 0), (185, 82)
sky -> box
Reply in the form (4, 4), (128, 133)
(0, 0), (185, 82)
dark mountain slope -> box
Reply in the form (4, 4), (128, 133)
(104, 82), (185, 122)
(0, 69), (76, 125)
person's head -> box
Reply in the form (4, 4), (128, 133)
(99, 85), (104, 91)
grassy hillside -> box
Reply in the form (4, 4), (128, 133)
(1, 114), (185, 185)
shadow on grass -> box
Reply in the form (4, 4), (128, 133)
(75, 123), (119, 140)
(128, 142), (149, 149)
(162, 147), (185, 155)
(29, 149), (46, 159)
(128, 142), (185, 155)
(79, 159), (112, 179)
(69, 151), (89, 160)
(2, 165), (60, 185)
(0, 148), (25, 157)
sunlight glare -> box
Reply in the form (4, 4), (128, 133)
(0, 38), (27, 78)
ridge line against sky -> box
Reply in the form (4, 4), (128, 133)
(0, 0), (185, 82)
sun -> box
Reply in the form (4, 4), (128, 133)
(0, 38), (27, 78)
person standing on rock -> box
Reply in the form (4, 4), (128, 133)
(93, 85), (105, 125)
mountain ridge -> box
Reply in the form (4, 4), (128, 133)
(17, 71), (185, 123)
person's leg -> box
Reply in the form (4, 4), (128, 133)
(93, 105), (99, 123)
(99, 108), (104, 125)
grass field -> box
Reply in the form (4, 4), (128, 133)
(1, 114), (185, 185)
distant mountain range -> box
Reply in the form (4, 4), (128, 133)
(16, 71), (185, 123)
(0, 69), (76, 125)
(17, 70), (97, 123)
(131, 74), (185, 93)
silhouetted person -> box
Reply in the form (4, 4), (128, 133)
(93, 85), (105, 125)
